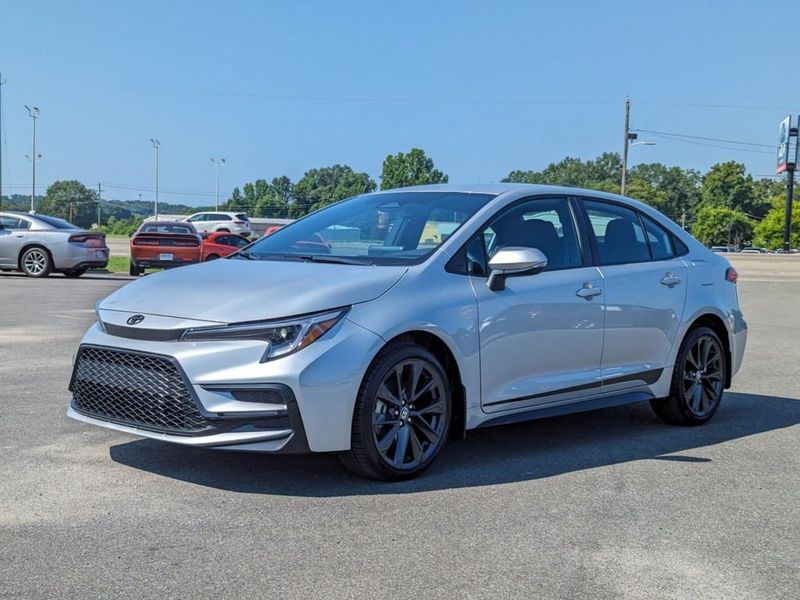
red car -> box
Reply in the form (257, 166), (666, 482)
(202, 232), (251, 261)
(129, 221), (203, 276)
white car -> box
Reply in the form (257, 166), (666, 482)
(184, 211), (251, 236)
(67, 184), (747, 480)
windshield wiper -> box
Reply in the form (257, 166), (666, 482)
(294, 254), (374, 266)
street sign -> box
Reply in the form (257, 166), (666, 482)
(777, 115), (792, 174)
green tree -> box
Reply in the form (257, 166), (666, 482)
(700, 162), (757, 216)
(380, 148), (448, 190)
(255, 176), (294, 218)
(502, 153), (620, 192)
(38, 180), (98, 229)
(753, 202), (800, 249)
(691, 206), (754, 248)
(223, 187), (248, 212)
(627, 163), (701, 224)
(293, 165), (375, 216)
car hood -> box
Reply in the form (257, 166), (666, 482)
(100, 258), (408, 323)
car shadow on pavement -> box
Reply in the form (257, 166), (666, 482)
(109, 392), (799, 496)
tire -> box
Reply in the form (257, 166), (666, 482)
(20, 246), (52, 278)
(339, 341), (452, 481)
(62, 267), (88, 278)
(205, 254), (220, 261)
(129, 263), (141, 276)
(650, 326), (727, 426)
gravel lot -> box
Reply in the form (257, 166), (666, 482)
(0, 261), (798, 599)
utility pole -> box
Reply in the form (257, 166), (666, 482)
(0, 72), (5, 210)
(621, 96), (631, 195)
(24, 105), (39, 212)
(785, 163), (795, 253)
(211, 158), (225, 210)
(150, 139), (160, 220)
(97, 182), (102, 227)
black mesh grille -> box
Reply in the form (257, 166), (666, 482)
(70, 346), (210, 434)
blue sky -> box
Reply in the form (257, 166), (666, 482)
(1, 0), (798, 205)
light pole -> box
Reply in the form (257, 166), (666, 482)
(150, 139), (160, 219)
(211, 158), (226, 210)
(24, 105), (39, 212)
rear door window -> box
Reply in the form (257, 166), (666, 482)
(641, 214), (675, 260)
(582, 200), (650, 265)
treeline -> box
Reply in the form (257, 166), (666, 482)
(1, 147), (795, 247)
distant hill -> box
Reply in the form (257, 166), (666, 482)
(102, 199), (212, 221)
(1, 195), (211, 220)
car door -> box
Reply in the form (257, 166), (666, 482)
(469, 197), (605, 413)
(0, 216), (29, 267)
(579, 198), (688, 385)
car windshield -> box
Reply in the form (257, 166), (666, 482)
(244, 191), (493, 265)
(32, 214), (79, 230)
(140, 222), (195, 234)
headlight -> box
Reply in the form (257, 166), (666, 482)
(95, 301), (106, 332)
(179, 308), (348, 361)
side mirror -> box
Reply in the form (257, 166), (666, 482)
(487, 246), (548, 291)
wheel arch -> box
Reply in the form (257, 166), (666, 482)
(685, 312), (733, 388)
(17, 243), (52, 271)
(379, 330), (467, 440)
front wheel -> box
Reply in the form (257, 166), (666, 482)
(651, 326), (727, 425)
(20, 247), (52, 277)
(205, 254), (220, 261)
(339, 342), (452, 481)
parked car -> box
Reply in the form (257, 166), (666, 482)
(202, 232), (251, 261)
(129, 221), (202, 276)
(68, 184), (747, 480)
(0, 212), (108, 277)
(740, 247), (766, 254)
(710, 245), (734, 253)
(774, 248), (799, 254)
(262, 225), (284, 237)
(184, 211), (251, 236)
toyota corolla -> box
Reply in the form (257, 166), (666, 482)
(67, 184), (747, 480)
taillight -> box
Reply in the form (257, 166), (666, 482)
(69, 234), (105, 247)
(174, 239), (200, 247)
(725, 267), (738, 283)
(133, 238), (159, 246)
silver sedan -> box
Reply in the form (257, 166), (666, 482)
(0, 212), (109, 277)
(67, 184), (746, 480)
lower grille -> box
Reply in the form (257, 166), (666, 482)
(70, 346), (210, 434)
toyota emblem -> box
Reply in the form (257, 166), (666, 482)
(126, 314), (145, 326)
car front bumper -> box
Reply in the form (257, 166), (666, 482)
(66, 313), (384, 452)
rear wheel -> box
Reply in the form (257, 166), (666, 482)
(339, 342), (451, 481)
(62, 267), (88, 278)
(651, 326), (727, 425)
(129, 263), (142, 276)
(20, 247), (52, 277)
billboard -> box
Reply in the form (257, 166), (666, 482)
(777, 115), (792, 174)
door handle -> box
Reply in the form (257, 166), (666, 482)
(660, 273), (682, 287)
(576, 284), (603, 298)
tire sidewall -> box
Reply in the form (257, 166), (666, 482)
(354, 344), (452, 479)
(672, 326), (727, 424)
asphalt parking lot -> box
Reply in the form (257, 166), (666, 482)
(1, 261), (798, 599)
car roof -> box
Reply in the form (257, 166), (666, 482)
(373, 182), (659, 212)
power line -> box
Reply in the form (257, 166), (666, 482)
(632, 128), (773, 148)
